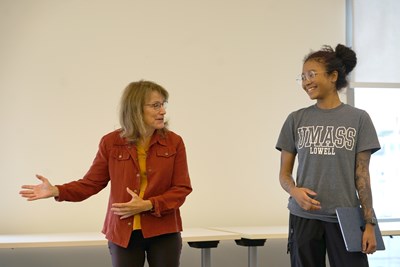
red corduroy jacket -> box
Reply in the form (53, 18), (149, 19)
(55, 129), (192, 248)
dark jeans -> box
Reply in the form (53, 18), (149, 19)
(288, 214), (369, 267)
(108, 230), (182, 267)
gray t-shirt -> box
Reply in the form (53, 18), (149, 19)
(276, 103), (380, 223)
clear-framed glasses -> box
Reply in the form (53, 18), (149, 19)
(144, 101), (168, 111)
(296, 70), (326, 85)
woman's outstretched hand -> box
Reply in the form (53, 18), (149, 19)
(19, 174), (59, 201)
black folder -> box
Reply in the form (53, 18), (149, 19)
(336, 207), (385, 252)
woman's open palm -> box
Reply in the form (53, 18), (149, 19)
(20, 174), (58, 201)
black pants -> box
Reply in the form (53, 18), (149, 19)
(288, 214), (369, 267)
(108, 230), (182, 267)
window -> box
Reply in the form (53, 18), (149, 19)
(348, 0), (400, 221)
(354, 87), (400, 220)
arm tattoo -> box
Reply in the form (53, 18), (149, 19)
(280, 175), (295, 194)
(279, 151), (296, 194)
(355, 150), (374, 220)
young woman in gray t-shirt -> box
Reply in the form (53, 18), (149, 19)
(276, 44), (380, 267)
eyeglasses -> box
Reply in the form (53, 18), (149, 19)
(144, 101), (168, 111)
(296, 70), (326, 84)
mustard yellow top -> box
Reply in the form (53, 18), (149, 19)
(133, 143), (148, 230)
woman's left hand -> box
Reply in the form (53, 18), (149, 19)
(111, 188), (153, 219)
(362, 224), (377, 254)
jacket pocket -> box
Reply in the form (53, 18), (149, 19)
(156, 147), (176, 158)
(111, 149), (131, 161)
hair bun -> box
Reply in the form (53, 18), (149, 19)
(335, 44), (357, 74)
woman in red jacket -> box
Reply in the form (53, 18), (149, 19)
(20, 80), (193, 267)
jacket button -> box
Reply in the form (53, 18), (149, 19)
(165, 152), (168, 156)
(128, 222), (131, 226)
(118, 155), (122, 158)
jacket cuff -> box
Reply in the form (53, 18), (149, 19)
(149, 198), (161, 217)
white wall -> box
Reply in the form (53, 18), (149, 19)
(0, 0), (345, 235)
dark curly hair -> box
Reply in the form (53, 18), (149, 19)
(304, 44), (357, 90)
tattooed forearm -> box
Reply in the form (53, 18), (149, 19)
(279, 150), (296, 194)
(355, 150), (374, 220)
(280, 175), (296, 194)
